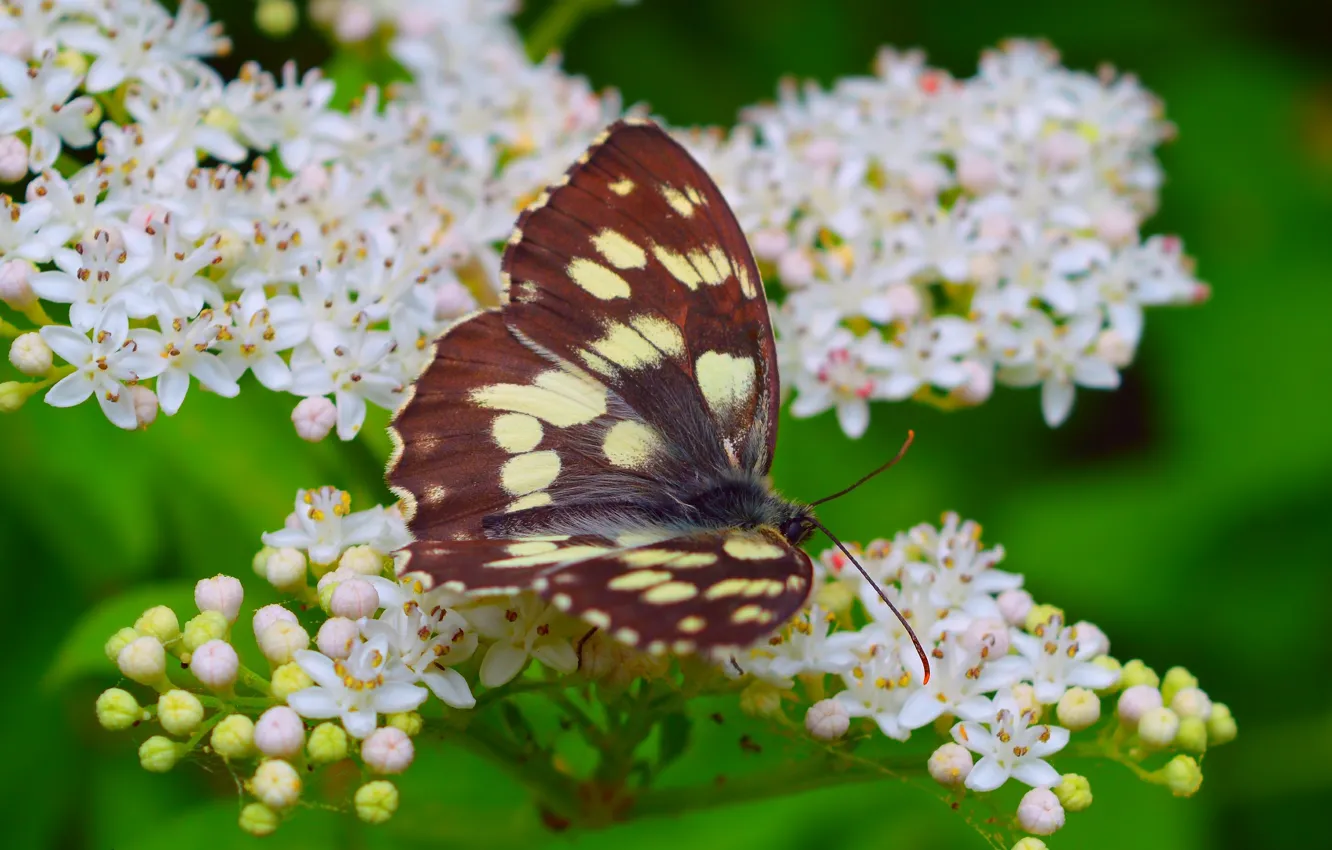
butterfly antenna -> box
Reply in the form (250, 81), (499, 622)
(808, 517), (931, 685)
(809, 430), (915, 507)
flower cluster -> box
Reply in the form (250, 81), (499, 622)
(2, 2), (1204, 439)
(95, 495), (1234, 841)
(0, 0), (619, 436)
(688, 41), (1208, 431)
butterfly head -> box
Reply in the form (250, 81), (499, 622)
(777, 506), (817, 547)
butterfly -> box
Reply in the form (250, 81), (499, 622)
(388, 119), (927, 675)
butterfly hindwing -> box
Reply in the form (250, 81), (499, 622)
(401, 529), (813, 653)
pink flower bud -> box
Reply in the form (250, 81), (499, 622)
(1071, 620), (1110, 657)
(252, 603), (298, 639)
(804, 699), (850, 741)
(928, 742), (973, 787)
(334, 3), (375, 42)
(1017, 787), (1065, 835)
(1094, 204), (1139, 245)
(192, 639), (239, 690)
(361, 726), (414, 774)
(330, 578), (379, 619)
(884, 283), (922, 320)
(751, 228), (789, 261)
(1117, 684), (1164, 724)
(777, 250), (814, 287)
(961, 617), (1010, 659)
(255, 706), (306, 758)
(801, 137), (841, 168)
(195, 575), (244, 623)
(292, 396), (337, 442)
(997, 589), (1033, 626)
(1094, 330), (1134, 369)
(434, 280), (476, 320)
(0, 135), (27, 182)
(956, 151), (999, 194)
(131, 386), (158, 430)
(0, 260), (35, 310)
(952, 360), (994, 406)
(316, 617), (359, 660)
(117, 636), (167, 685)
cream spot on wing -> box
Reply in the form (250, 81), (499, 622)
(731, 604), (772, 624)
(592, 229), (647, 269)
(500, 450), (560, 496)
(588, 321), (661, 371)
(603, 420), (660, 469)
(704, 577), (750, 600)
(660, 185), (694, 217)
(608, 178), (634, 196)
(473, 368), (607, 427)
(614, 626), (640, 645)
(696, 351), (757, 420)
(677, 615), (706, 634)
(621, 549), (680, 568)
(551, 592), (573, 611)
(615, 530), (673, 547)
(492, 413), (543, 453)
(505, 540), (559, 557)
(672, 553), (719, 568)
(646, 640), (667, 655)
(723, 536), (786, 561)
(743, 578), (786, 597)
(689, 248), (726, 285)
(643, 581), (699, 605)
(577, 348), (617, 378)
(532, 577), (549, 592)
(506, 492), (552, 512)
(583, 609), (611, 629)
(708, 245), (733, 282)
(787, 574), (807, 593)
(608, 570), (672, 591)
(737, 264), (758, 299)
(672, 639), (697, 654)
(567, 257), (630, 300)
(684, 185), (705, 206)
(422, 484), (447, 506)
(628, 314), (685, 358)
(651, 244), (701, 290)
(489, 545), (611, 568)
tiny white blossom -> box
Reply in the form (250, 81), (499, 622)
(467, 594), (577, 688)
(1013, 613), (1119, 704)
(834, 642), (916, 741)
(262, 487), (387, 566)
(288, 636), (428, 739)
(898, 636), (1030, 730)
(0, 52), (96, 171)
(951, 688), (1070, 791)
(40, 305), (163, 429)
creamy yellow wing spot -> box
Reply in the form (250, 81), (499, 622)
(677, 615), (706, 634)
(583, 609), (612, 629)
(708, 245), (733, 283)
(592, 229), (647, 269)
(472, 368), (607, 428)
(567, 257), (631, 300)
(489, 545), (611, 568)
(603, 420), (660, 469)
(688, 248), (726, 285)
(608, 569), (673, 591)
(608, 178), (634, 196)
(628, 314), (686, 358)
(651, 243), (701, 290)
(704, 577), (751, 600)
(684, 185), (705, 206)
(660, 185), (694, 217)
(615, 626), (640, 645)
(621, 549), (679, 568)
(696, 351), (757, 420)
(587, 321), (662, 371)
(500, 451), (560, 496)
(643, 581), (699, 605)
(731, 604), (773, 624)
(551, 593), (573, 611)
(723, 536), (786, 561)
(422, 484), (447, 506)
(492, 413), (543, 453)
(506, 492), (552, 512)
(505, 540), (559, 557)
(737, 264), (758, 299)
(743, 578), (786, 597)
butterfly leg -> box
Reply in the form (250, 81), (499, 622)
(575, 626), (600, 671)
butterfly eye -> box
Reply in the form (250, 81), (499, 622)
(780, 517), (812, 545)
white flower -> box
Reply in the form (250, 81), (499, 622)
(898, 635), (1030, 730)
(877, 317), (975, 400)
(0, 52), (96, 171)
(67, 0), (228, 93)
(226, 62), (351, 170)
(217, 287), (309, 390)
(748, 604), (866, 682)
(1013, 613), (1118, 704)
(834, 642), (916, 741)
(40, 305), (163, 429)
(135, 287), (238, 415)
(262, 487), (387, 566)
(467, 594), (577, 688)
(788, 330), (896, 438)
(360, 600), (478, 709)
(31, 231), (156, 331)
(951, 688), (1070, 791)
(998, 312), (1120, 426)
(288, 636), (428, 739)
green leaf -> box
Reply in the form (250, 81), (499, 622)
(45, 582), (195, 691)
(657, 711), (693, 775)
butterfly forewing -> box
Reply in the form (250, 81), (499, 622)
(388, 119), (811, 655)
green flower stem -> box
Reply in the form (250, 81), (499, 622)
(473, 678), (574, 709)
(53, 151), (85, 179)
(524, 0), (622, 61)
(20, 301), (53, 327)
(199, 695), (277, 712)
(0, 318), (20, 337)
(432, 715), (583, 823)
(236, 664), (272, 696)
(182, 711), (227, 753)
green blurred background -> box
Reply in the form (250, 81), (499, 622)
(3, 0), (1329, 847)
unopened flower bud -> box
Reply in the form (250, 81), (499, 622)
(433, 280), (476, 320)
(255, 0), (299, 38)
(1160, 666), (1199, 706)
(1016, 787), (1064, 836)
(804, 699), (850, 741)
(1070, 620), (1109, 657)
(334, 2), (376, 42)
(9, 333), (52, 376)
(997, 589), (1033, 626)
(1094, 329), (1134, 369)
(270, 662), (315, 700)
(1056, 687), (1100, 731)
(1116, 684), (1162, 725)
(0, 380), (32, 413)
(1011, 840), (1048, 850)
(961, 617), (1010, 659)
(751, 227), (789, 261)
(1094, 204), (1139, 245)
(1119, 659), (1159, 690)
(96, 688), (145, 730)
(0, 135), (27, 182)
(139, 735), (182, 772)
(158, 689), (205, 736)
(314, 617), (358, 660)
(928, 742), (973, 787)
(956, 150), (999, 193)
(258, 620), (310, 666)
(133, 605), (180, 644)
(354, 780), (400, 824)
(255, 706), (305, 758)
(1170, 687), (1212, 720)
(117, 636), (167, 687)
(252, 603), (298, 639)
(195, 575), (244, 623)
(252, 545), (276, 577)
(339, 544), (383, 576)
(1053, 773), (1092, 812)
(777, 249), (813, 287)
(362, 726), (414, 774)
(739, 680), (784, 718)
(191, 640), (239, 691)
(1138, 707), (1180, 748)
(1175, 716), (1208, 753)
(1011, 683), (1041, 719)
(387, 712), (424, 737)
(1024, 604), (1064, 634)
(292, 396), (337, 442)
(212, 714), (256, 760)
(130, 385), (157, 429)
(952, 359), (994, 405)
(181, 611), (229, 655)
(104, 627), (140, 663)
(1160, 754), (1202, 797)
(308, 721), (349, 764)
(0, 259), (35, 309)
(1206, 703), (1237, 746)
(264, 547), (307, 590)
(251, 759), (302, 809)
(330, 578), (379, 619)
(238, 802), (280, 837)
